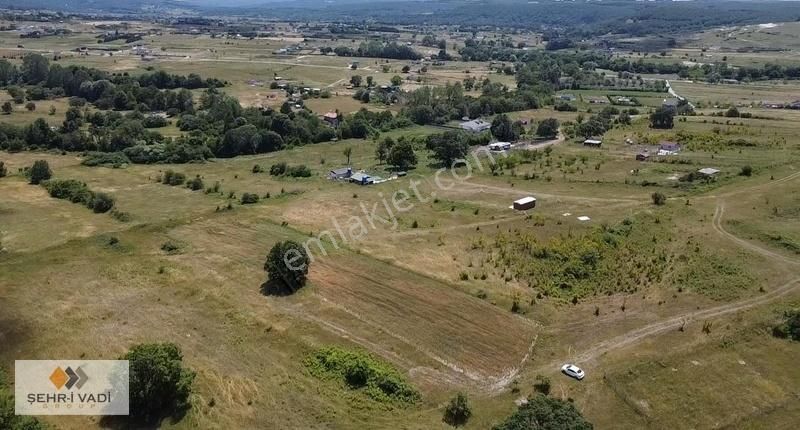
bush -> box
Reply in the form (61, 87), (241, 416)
(0, 161), (6, 178)
(285, 164), (312, 177)
(493, 394), (592, 430)
(443, 392), (472, 427)
(739, 165), (752, 177)
(533, 374), (551, 395)
(306, 346), (420, 404)
(89, 192), (115, 213)
(161, 241), (183, 254)
(264, 240), (309, 293)
(651, 192), (667, 206)
(29, 160), (52, 184)
(269, 162), (287, 176)
(162, 170), (186, 186)
(186, 175), (204, 191)
(240, 192), (260, 204)
(773, 309), (800, 341)
(82, 151), (131, 167)
(123, 343), (195, 424)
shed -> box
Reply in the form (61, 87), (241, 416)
(350, 172), (374, 185)
(329, 167), (352, 179)
(698, 167), (720, 177)
(583, 138), (602, 147)
(513, 196), (537, 211)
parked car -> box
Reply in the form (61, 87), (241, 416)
(561, 363), (585, 380)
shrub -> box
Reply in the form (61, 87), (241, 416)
(161, 241), (183, 254)
(269, 162), (287, 176)
(773, 309), (800, 341)
(651, 192), (667, 206)
(306, 346), (420, 404)
(240, 192), (260, 204)
(82, 151), (131, 167)
(186, 175), (204, 191)
(252, 164), (263, 173)
(533, 374), (551, 395)
(123, 343), (195, 424)
(739, 165), (752, 177)
(162, 170), (186, 186)
(285, 164), (312, 177)
(443, 392), (472, 427)
(28, 160), (52, 184)
(0, 161), (6, 178)
(89, 192), (115, 213)
(493, 394), (592, 430)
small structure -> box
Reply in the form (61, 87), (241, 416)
(460, 119), (491, 133)
(698, 167), (720, 177)
(559, 94), (576, 101)
(583, 138), (602, 147)
(762, 101), (784, 109)
(350, 172), (374, 185)
(588, 96), (608, 104)
(658, 141), (681, 155)
(662, 98), (680, 112)
(489, 142), (512, 151)
(636, 152), (650, 161)
(329, 167), (352, 180)
(323, 111), (339, 127)
(513, 196), (537, 210)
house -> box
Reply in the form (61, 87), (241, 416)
(658, 141), (681, 155)
(323, 111), (339, 127)
(350, 172), (374, 185)
(489, 142), (512, 151)
(697, 167), (720, 177)
(636, 152), (650, 161)
(460, 119), (491, 133)
(329, 167), (352, 180)
(583, 138), (602, 147)
(513, 196), (536, 210)
(662, 98), (680, 112)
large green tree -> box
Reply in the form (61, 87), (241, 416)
(493, 395), (593, 430)
(443, 392), (472, 427)
(123, 343), (195, 424)
(536, 118), (560, 138)
(387, 139), (417, 170)
(427, 131), (469, 167)
(490, 114), (518, 141)
(21, 53), (49, 84)
(265, 240), (310, 293)
(649, 107), (674, 129)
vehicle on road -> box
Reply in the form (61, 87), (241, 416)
(561, 363), (585, 380)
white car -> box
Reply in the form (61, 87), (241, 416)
(561, 364), (585, 380)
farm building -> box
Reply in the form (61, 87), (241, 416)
(658, 141), (681, 155)
(460, 119), (491, 133)
(489, 142), (512, 151)
(350, 172), (374, 185)
(698, 167), (720, 177)
(329, 167), (352, 180)
(583, 138), (602, 147)
(513, 196), (537, 210)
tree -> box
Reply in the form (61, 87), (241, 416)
(391, 75), (403, 86)
(48, 105), (56, 115)
(493, 395), (593, 430)
(28, 160), (52, 185)
(376, 137), (394, 164)
(536, 118), (560, 138)
(401, 65), (411, 73)
(533, 374), (551, 395)
(1, 102), (11, 115)
(366, 76), (374, 87)
(280, 101), (292, 114)
(0, 161), (6, 178)
(490, 114), (518, 142)
(773, 309), (800, 341)
(651, 192), (667, 206)
(387, 139), (417, 170)
(21, 53), (49, 84)
(25, 102), (35, 111)
(343, 146), (353, 165)
(265, 240), (310, 293)
(649, 107), (674, 129)
(427, 131), (469, 167)
(123, 343), (195, 424)
(350, 75), (363, 87)
(443, 392), (472, 427)
(740, 165), (752, 176)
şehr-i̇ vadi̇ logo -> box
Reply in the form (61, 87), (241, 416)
(15, 360), (129, 415)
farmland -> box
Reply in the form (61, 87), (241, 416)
(1, 7), (800, 430)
